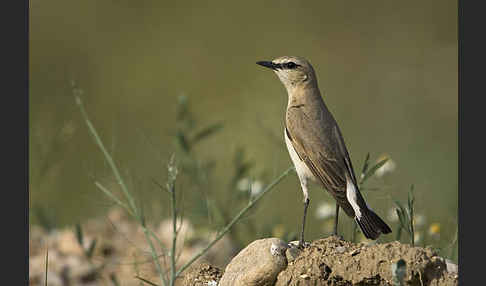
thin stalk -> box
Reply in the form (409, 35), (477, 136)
(44, 248), (48, 286)
(73, 89), (138, 216)
(95, 181), (134, 217)
(409, 205), (414, 247)
(169, 180), (177, 286)
(408, 187), (415, 246)
(175, 166), (293, 277)
(141, 226), (168, 286)
(74, 90), (168, 286)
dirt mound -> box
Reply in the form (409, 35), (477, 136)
(275, 236), (457, 286)
(184, 236), (458, 286)
(182, 263), (223, 286)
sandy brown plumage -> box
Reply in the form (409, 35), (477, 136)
(285, 96), (357, 218)
(257, 56), (391, 241)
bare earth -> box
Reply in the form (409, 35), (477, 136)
(29, 207), (458, 286)
(184, 236), (458, 286)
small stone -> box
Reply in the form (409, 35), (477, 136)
(336, 246), (346, 254)
(445, 259), (458, 274)
(350, 249), (360, 256)
(300, 274), (310, 279)
(219, 238), (288, 286)
(285, 243), (302, 263)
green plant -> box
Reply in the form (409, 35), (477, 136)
(72, 82), (292, 286)
(74, 223), (97, 262)
(394, 185), (416, 246)
(171, 95), (271, 249)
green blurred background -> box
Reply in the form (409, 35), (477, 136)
(30, 0), (457, 256)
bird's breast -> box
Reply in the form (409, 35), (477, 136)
(284, 129), (316, 182)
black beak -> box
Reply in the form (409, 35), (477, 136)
(256, 61), (277, 70)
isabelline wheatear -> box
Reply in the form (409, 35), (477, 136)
(256, 56), (391, 246)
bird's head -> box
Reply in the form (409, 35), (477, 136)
(256, 56), (317, 91)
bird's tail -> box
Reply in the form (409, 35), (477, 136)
(355, 207), (392, 240)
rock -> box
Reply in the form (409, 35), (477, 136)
(219, 238), (288, 286)
(335, 246), (346, 254)
(445, 259), (458, 274)
(285, 244), (302, 263)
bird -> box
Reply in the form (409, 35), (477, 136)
(256, 56), (391, 246)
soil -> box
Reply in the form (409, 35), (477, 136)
(182, 263), (224, 285)
(274, 236), (457, 286)
(184, 236), (458, 286)
(29, 207), (458, 286)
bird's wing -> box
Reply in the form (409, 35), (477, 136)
(285, 106), (357, 217)
(332, 124), (359, 186)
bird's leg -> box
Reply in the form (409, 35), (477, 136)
(333, 202), (340, 236)
(299, 197), (310, 248)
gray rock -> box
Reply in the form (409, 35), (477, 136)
(285, 247), (301, 264)
(445, 259), (458, 274)
(219, 238), (288, 286)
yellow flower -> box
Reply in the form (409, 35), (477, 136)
(428, 223), (441, 239)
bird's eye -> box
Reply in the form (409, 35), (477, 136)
(286, 62), (297, 69)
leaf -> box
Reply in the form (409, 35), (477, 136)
(135, 275), (160, 286)
(360, 152), (371, 179)
(151, 178), (171, 195)
(86, 238), (97, 259)
(191, 123), (224, 144)
(394, 201), (411, 236)
(95, 181), (134, 217)
(176, 131), (190, 152)
(75, 223), (84, 247)
(407, 185), (415, 212)
(361, 158), (388, 184)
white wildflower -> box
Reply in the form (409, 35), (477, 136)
(387, 207), (399, 222)
(237, 178), (250, 191)
(414, 214), (426, 227)
(237, 178), (264, 197)
(414, 232), (422, 244)
(249, 180), (264, 196)
(315, 202), (335, 220)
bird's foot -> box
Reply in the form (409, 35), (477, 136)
(297, 240), (311, 249)
(288, 240), (310, 250)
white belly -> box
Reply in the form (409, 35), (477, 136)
(284, 129), (315, 181)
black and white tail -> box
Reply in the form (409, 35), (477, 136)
(355, 207), (392, 240)
(346, 179), (392, 240)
